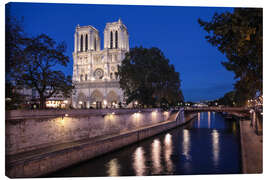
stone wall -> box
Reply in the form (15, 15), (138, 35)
(6, 108), (171, 155)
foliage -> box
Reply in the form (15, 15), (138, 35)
(217, 91), (236, 107)
(16, 34), (73, 108)
(6, 16), (27, 81)
(5, 82), (26, 110)
(5, 16), (28, 109)
(198, 8), (262, 106)
(117, 46), (184, 108)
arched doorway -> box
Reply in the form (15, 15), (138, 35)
(90, 90), (104, 109)
(77, 92), (87, 109)
(106, 91), (119, 108)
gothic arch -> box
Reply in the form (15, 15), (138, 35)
(106, 90), (119, 103)
(85, 34), (88, 51)
(90, 89), (104, 102)
(115, 31), (118, 48)
(78, 92), (87, 102)
(80, 34), (83, 52)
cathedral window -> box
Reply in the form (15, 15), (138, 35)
(85, 34), (88, 51)
(80, 35), (83, 52)
(110, 31), (113, 49)
(85, 74), (88, 81)
(115, 31), (118, 49)
(94, 37), (97, 51)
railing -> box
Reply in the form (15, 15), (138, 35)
(184, 106), (248, 112)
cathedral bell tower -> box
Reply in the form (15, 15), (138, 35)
(104, 19), (129, 50)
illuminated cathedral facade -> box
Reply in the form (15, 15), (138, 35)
(72, 19), (129, 108)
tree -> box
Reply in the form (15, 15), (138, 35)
(198, 8), (262, 106)
(217, 91), (236, 107)
(6, 16), (27, 81)
(117, 46), (184, 108)
(5, 15), (28, 109)
(16, 34), (73, 108)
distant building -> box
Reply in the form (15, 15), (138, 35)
(193, 103), (208, 107)
(72, 19), (129, 109)
(17, 87), (70, 109)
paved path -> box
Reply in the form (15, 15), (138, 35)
(240, 120), (263, 173)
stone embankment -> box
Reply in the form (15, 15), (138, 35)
(6, 108), (195, 178)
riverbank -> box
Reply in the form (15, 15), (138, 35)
(239, 119), (262, 173)
(6, 110), (196, 178)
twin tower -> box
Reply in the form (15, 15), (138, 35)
(72, 19), (129, 109)
(73, 18), (129, 53)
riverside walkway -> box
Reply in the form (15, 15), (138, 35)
(240, 119), (262, 173)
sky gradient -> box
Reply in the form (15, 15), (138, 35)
(7, 2), (236, 102)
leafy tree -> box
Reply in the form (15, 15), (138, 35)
(5, 15), (28, 109)
(198, 8), (262, 106)
(6, 16), (26, 81)
(217, 91), (236, 107)
(16, 34), (73, 108)
(117, 46), (183, 108)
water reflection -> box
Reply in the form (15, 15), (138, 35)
(182, 129), (191, 160)
(164, 133), (173, 173)
(106, 158), (120, 176)
(208, 111), (211, 128)
(197, 113), (200, 128)
(151, 139), (162, 174)
(133, 147), (146, 176)
(212, 130), (220, 166)
(48, 112), (241, 177)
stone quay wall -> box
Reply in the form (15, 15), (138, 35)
(6, 108), (191, 178)
(6, 108), (172, 155)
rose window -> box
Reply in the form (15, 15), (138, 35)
(94, 68), (104, 79)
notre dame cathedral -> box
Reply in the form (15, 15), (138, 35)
(72, 19), (129, 108)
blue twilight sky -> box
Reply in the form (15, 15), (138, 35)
(6, 2), (236, 102)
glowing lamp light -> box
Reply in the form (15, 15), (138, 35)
(65, 113), (69, 117)
(135, 101), (138, 105)
(104, 100), (107, 106)
(112, 112), (115, 115)
(64, 100), (68, 104)
(79, 101), (83, 105)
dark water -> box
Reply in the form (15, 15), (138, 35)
(47, 112), (241, 177)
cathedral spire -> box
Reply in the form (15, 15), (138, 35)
(118, 18), (122, 24)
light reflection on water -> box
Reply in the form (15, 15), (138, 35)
(151, 139), (162, 174)
(212, 129), (220, 167)
(106, 158), (120, 176)
(208, 111), (211, 128)
(164, 133), (173, 174)
(48, 112), (241, 177)
(182, 129), (191, 160)
(133, 147), (146, 176)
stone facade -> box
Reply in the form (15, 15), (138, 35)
(72, 19), (129, 109)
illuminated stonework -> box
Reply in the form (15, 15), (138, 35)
(72, 19), (129, 108)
